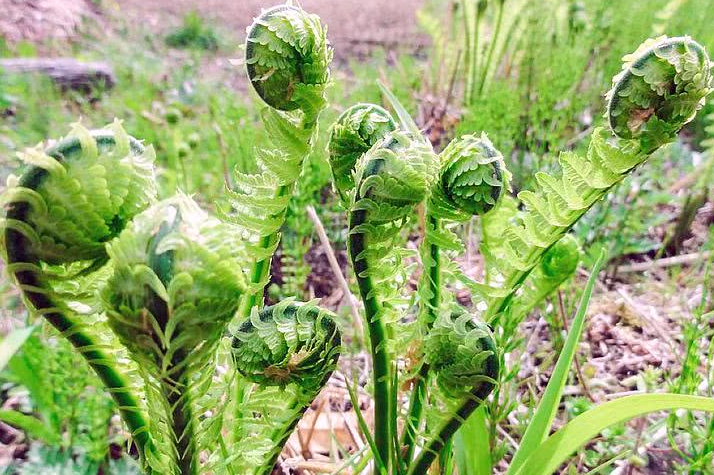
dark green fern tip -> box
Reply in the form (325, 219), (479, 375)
(328, 103), (397, 202)
(245, 3), (332, 112)
(231, 300), (341, 394)
(102, 194), (247, 370)
(354, 130), (439, 216)
(424, 309), (499, 400)
(540, 234), (580, 280)
(606, 36), (712, 151)
(1, 121), (157, 266)
(437, 133), (507, 217)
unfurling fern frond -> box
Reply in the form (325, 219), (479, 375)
(328, 103), (397, 203)
(225, 3), (332, 319)
(482, 37), (712, 321)
(229, 301), (341, 475)
(411, 309), (499, 475)
(0, 122), (157, 470)
(102, 195), (247, 475)
(606, 36), (712, 153)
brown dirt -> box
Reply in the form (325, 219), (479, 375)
(114, 0), (427, 60)
(0, 0), (97, 44)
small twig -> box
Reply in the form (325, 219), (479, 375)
(306, 206), (364, 344)
(616, 251), (712, 273)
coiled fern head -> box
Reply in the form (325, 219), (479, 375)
(432, 133), (507, 218)
(425, 309), (499, 400)
(245, 3), (331, 112)
(2, 122), (156, 265)
(328, 103), (397, 202)
(232, 300), (341, 395)
(606, 36), (712, 151)
(540, 234), (580, 280)
(354, 130), (439, 217)
(102, 194), (247, 370)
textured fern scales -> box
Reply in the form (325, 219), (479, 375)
(245, 4), (331, 113)
(328, 103), (397, 203)
(103, 195), (247, 371)
(2, 122), (157, 265)
(606, 36), (712, 152)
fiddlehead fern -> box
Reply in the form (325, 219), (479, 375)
(0, 122), (157, 468)
(348, 126), (439, 468)
(402, 133), (507, 464)
(225, 3), (332, 320)
(328, 103), (397, 204)
(409, 309), (499, 475)
(102, 195), (247, 475)
(229, 301), (341, 475)
(479, 37), (712, 322)
(606, 36), (711, 153)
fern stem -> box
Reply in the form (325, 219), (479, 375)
(402, 215), (441, 464)
(407, 373), (495, 475)
(4, 141), (155, 471)
(237, 183), (290, 318)
(348, 206), (392, 471)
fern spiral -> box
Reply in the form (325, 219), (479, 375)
(410, 309), (498, 475)
(328, 103), (397, 203)
(230, 301), (341, 475)
(102, 195), (247, 475)
(606, 36), (712, 152)
(0, 122), (157, 467)
(226, 3), (332, 320)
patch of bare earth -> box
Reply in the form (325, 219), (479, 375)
(0, 0), (97, 44)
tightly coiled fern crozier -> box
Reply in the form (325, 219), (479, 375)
(328, 103), (397, 203)
(226, 3), (332, 319)
(410, 309), (499, 475)
(0, 122), (157, 466)
(102, 195), (247, 475)
(606, 36), (711, 153)
(230, 301), (341, 475)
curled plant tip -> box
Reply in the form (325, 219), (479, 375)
(355, 130), (439, 216)
(606, 36), (712, 151)
(432, 133), (507, 218)
(103, 194), (247, 371)
(2, 121), (157, 265)
(424, 309), (499, 400)
(540, 234), (581, 280)
(328, 103), (397, 203)
(232, 300), (341, 394)
(245, 4), (331, 112)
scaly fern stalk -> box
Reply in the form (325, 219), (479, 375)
(102, 195), (247, 475)
(0, 122), (157, 469)
(402, 133), (507, 464)
(483, 36), (712, 322)
(230, 301), (341, 475)
(227, 3), (332, 319)
(409, 310), (499, 475)
(348, 128), (438, 470)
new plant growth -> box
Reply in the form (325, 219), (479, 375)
(2, 3), (714, 475)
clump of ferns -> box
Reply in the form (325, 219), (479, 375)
(0, 4), (342, 475)
(327, 35), (712, 474)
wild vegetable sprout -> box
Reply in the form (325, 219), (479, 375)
(1, 3), (714, 475)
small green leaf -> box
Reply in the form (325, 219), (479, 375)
(0, 409), (60, 445)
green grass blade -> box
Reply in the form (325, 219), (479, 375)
(513, 394), (714, 475)
(0, 325), (35, 372)
(0, 409), (60, 445)
(507, 251), (605, 475)
(453, 406), (491, 475)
